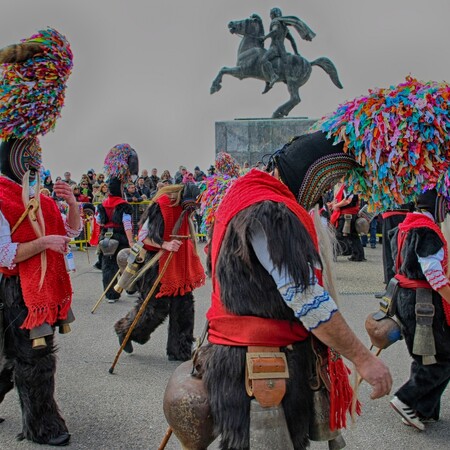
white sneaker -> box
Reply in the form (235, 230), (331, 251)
(107, 298), (117, 304)
(390, 396), (425, 431)
(401, 417), (436, 427)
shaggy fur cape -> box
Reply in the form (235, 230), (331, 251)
(202, 199), (322, 450)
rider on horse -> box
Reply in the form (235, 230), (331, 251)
(261, 7), (316, 94)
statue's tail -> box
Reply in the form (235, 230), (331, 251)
(311, 57), (343, 89)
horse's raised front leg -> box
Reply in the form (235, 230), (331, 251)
(210, 66), (244, 94)
(272, 82), (301, 118)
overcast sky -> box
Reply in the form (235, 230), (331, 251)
(2, 0), (449, 180)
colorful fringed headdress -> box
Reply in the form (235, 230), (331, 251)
(318, 76), (450, 212)
(0, 27), (73, 140)
(103, 143), (139, 183)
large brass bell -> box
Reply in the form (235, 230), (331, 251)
(29, 323), (53, 350)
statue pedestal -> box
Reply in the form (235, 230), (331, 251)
(215, 117), (317, 166)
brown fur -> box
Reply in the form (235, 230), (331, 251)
(0, 42), (43, 64)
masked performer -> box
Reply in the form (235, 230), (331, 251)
(164, 78), (450, 449)
(330, 181), (365, 261)
(389, 190), (450, 430)
(96, 144), (138, 303)
(196, 132), (391, 450)
(0, 29), (78, 446)
(114, 183), (205, 361)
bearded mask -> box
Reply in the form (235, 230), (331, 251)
(0, 137), (42, 184)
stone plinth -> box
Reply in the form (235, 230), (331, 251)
(215, 117), (317, 165)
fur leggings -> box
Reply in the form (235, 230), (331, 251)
(114, 263), (195, 361)
(0, 276), (68, 444)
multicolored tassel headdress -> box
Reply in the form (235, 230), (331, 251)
(319, 76), (450, 212)
(0, 27), (73, 140)
(103, 143), (139, 182)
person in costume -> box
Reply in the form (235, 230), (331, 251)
(389, 190), (450, 430)
(114, 183), (206, 361)
(96, 144), (138, 303)
(196, 132), (392, 450)
(330, 180), (365, 261)
(0, 29), (78, 446)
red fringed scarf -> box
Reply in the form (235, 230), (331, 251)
(146, 195), (205, 298)
(207, 170), (356, 429)
(0, 177), (72, 329)
(396, 213), (450, 325)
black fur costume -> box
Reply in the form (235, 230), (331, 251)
(0, 277), (68, 443)
(114, 201), (195, 361)
(96, 178), (133, 300)
(0, 141), (70, 445)
(390, 222), (450, 420)
(200, 202), (317, 450)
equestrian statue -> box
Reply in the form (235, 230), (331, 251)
(210, 8), (343, 118)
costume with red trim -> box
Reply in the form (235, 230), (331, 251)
(0, 178), (72, 329)
(115, 188), (205, 361)
(97, 144), (139, 301)
(0, 28), (74, 446)
(332, 183), (365, 261)
(390, 210), (450, 421)
(196, 170), (354, 449)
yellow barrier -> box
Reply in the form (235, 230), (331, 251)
(70, 217), (92, 251)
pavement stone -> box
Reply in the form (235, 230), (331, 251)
(0, 244), (448, 449)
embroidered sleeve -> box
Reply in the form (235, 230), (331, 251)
(0, 210), (18, 269)
(60, 210), (83, 238)
(122, 213), (132, 231)
(250, 223), (338, 331)
(418, 248), (450, 290)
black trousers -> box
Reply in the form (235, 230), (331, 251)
(336, 215), (365, 261)
(114, 262), (195, 361)
(395, 288), (450, 419)
(0, 276), (68, 443)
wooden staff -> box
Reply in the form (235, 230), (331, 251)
(90, 269), (120, 314)
(157, 427), (173, 450)
(109, 251), (174, 374)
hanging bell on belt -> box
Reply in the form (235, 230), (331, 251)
(309, 387), (345, 448)
(29, 322), (54, 349)
(249, 399), (294, 450)
(342, 214), (352, 236)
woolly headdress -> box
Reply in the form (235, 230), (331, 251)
(0, 27), (73, 140)
(270, 77), (450, 213)
(318, 76), (450, 212)
(199, 152), (241, 234)
(103, 143), (139, 196)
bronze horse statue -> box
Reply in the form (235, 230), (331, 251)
(210, 14), (343, 118)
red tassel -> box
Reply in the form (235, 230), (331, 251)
(327, 348), (361, 430)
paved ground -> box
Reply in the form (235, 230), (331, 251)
(0, 243), (448, 449)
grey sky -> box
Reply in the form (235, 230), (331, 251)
(2, 0), (449, 180)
